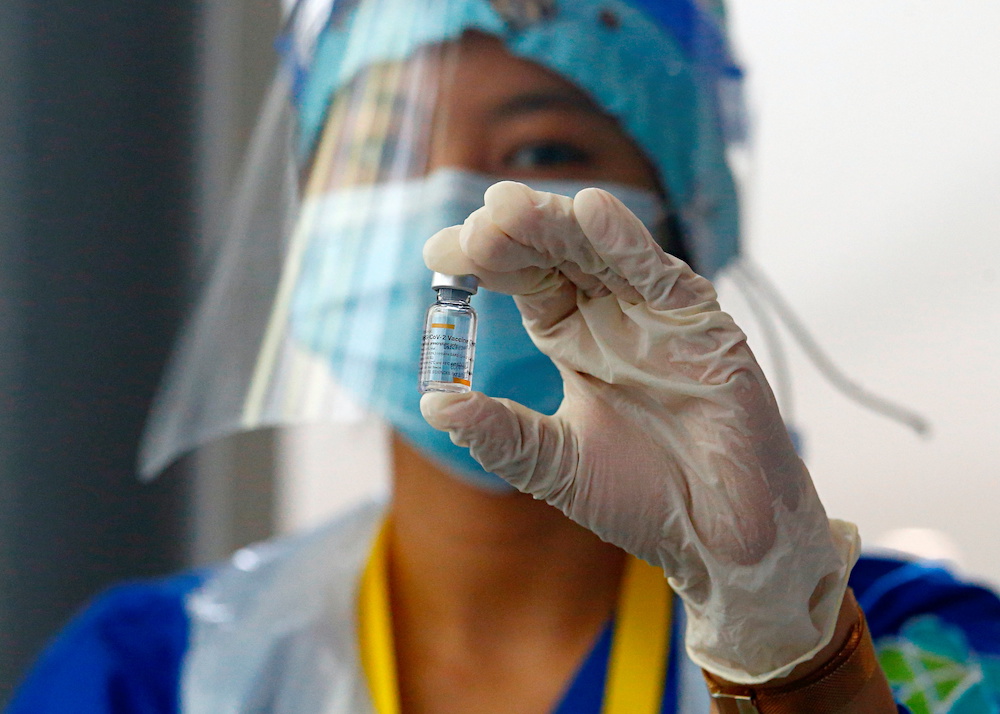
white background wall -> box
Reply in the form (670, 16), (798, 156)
(280, 0), (1000, 587)
(723, 0), (1000, 585)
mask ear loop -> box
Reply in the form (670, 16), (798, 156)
(729, 257), (932, 439)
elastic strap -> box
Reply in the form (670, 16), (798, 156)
(603, 555), (672, 714)
(358, 521), (400, 714)
(359, 523), (672, 714)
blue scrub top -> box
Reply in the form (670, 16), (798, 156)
(8, 556), (1000, 714)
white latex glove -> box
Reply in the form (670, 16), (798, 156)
(419, 181), (859, 684)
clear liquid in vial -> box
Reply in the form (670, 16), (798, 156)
(418, 292), (477, 393)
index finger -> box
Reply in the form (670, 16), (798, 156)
(572, 188), (718, 311)
(423, 224), (554, 296)
(482, 181), (642, 304)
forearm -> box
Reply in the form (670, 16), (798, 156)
(704, 589), (898, 713)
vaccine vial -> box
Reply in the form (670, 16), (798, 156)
(419, 273), (479, 394)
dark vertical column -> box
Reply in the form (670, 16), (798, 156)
(0, 1), (31, 696)
(0, 0), (197, 701)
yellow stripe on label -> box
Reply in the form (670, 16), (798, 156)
(430, 323), (454, 329)
(452, 378), (471, 386)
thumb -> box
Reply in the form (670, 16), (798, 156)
(420, 391), (574, 500)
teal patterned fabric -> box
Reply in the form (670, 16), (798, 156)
(851, 555), (1000, 714)
(877, 614), (1000, 713)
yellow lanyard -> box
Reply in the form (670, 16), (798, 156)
(358, 522), (673, 714)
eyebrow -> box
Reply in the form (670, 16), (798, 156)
(488, 90), (607, 121)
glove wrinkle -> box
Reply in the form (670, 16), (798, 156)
(460, 207), (550, 271)
(557, 263), (613, 300)
(574, 187), (712, 313)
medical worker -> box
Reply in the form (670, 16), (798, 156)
(9, 0), (1000, 713)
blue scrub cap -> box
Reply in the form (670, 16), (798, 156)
(277, 0), (746, 277)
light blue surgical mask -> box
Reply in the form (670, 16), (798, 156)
(290, 168), (665, 492)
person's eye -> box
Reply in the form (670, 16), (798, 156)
(504, 142), (592, 170)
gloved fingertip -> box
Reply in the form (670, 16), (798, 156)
(419, 391), (479, 430)
(573, 185), (612, 203)
(484, 179), (528, 198)
(485, 180), (538, 213)
(573, 187), (622, 230)
(423, 225), (465, 272)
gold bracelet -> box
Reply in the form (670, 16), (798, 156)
(702, 603), (880, 714)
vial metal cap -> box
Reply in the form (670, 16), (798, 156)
(431, 272), (479, 295)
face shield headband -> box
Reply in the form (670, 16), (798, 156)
(284, 0), (744, 278)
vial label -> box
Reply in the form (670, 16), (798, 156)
(419, 310), (476, 393)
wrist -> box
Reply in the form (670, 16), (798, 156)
(760, 587), (861, 687)
(702, 590), (895, 714)
(681, 517), (861, 684)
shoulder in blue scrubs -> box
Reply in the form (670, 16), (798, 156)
(5, 573), (203, 714)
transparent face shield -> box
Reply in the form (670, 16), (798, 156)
(139, 0), (746, 479)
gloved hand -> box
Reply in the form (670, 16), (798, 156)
(419, 181), (860, 684)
